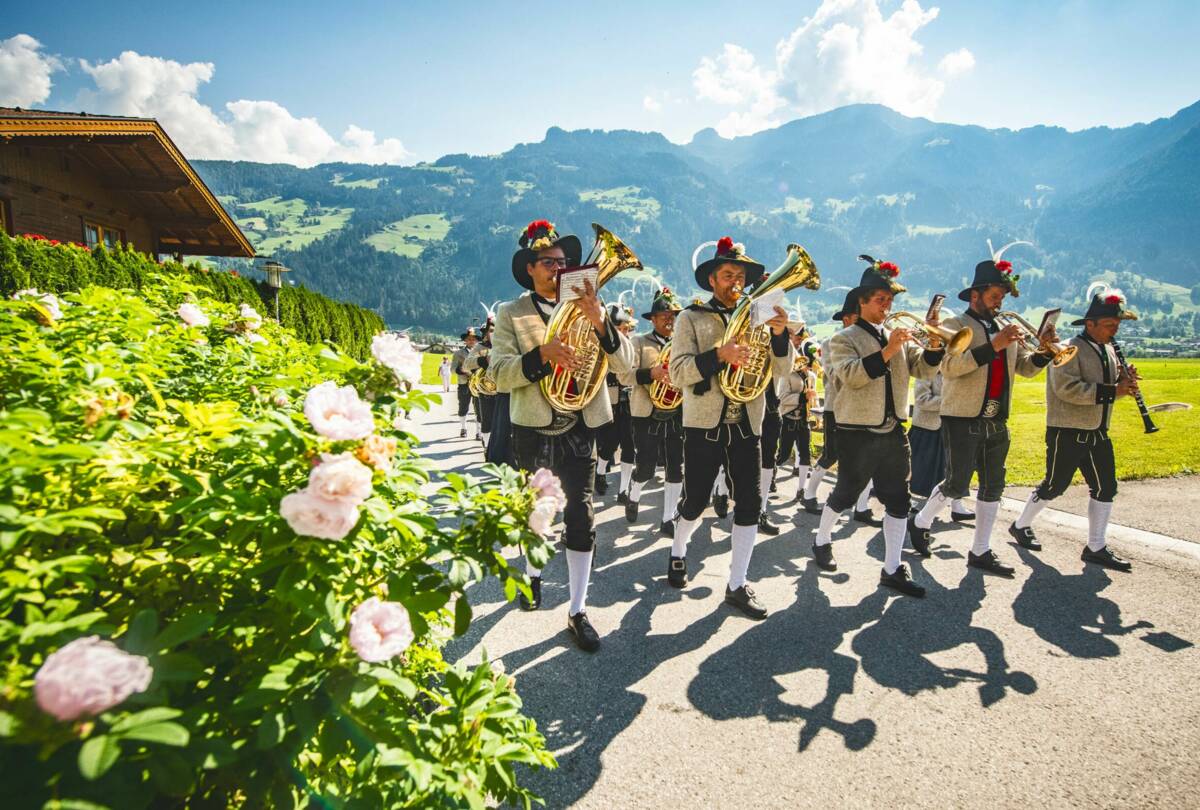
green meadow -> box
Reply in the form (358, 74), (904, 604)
(579, 186), (661, 221)
(234, 196), (353, 253)
(365, 213), (451, 258)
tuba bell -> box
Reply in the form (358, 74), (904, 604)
(994, 310), (1077, 366)
(648, 341), (682, 410)
(540, 224), (643, 411)
(718, 244), (821, 404)
(468, 367), (496, 397)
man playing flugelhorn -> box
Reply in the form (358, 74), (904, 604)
(666, 237), (795, 619)
(813, 256), (943, 595)
(490, 219), (635, 652)
(1008, 287), (1139, 571)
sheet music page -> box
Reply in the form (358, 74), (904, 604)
(1037, 308), (1061, 339)
(556, 266), (600, 304)
(750, 290), (786, 327)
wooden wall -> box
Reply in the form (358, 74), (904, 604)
(0, 143), (155, 249)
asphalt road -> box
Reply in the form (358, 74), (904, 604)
(419, 395), (1200, 809)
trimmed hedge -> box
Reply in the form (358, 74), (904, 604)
(0, 234), (384, 360)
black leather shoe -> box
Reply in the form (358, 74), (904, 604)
(617, 491), (629, 505)
(769, 476), (777, 494)
(853, 509), (882, 527)
(625, 499), (638, 524)
(1008, 522), (1041, 551)
(459, 428), (467, 438)
(879, 564), (926, 598)
(758, 512), (780, 536)
(713, 494), (729, 518)
(667, 555), (688, 588)
(812, 542), (837, 571)
(724, 585), (768, 619)
(593, 474), (608, 496)
(660, 519), (675, 537)
(1082, 545), (1132, 572)
(801, 496), (821, 515)
(907, 514), (932, 557)
(951, 510), (976, 522)
(567, 612), (600, 652)
(967, 549), (1016, 577)
(519, 576), (542, 611)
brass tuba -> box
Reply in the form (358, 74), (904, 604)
(994, 311), (1077, 366)
(648, 341), (682, 410)
(468, 367), (496, 397)
(540, 224), (643, 411)
(718, 244), (821, 403)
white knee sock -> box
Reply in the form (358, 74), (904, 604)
(566, 549), (593, 616)
(1015, 492), (1048, 529)
(883, 513), (906, 575)
(663, 482), (682, 523)
(916, 485), (948, 530)
(804, 465), (825, 500)
(855, 482), (872, 512)
(459, 415), (467, 430)
(951, 497), (971, 514)
(596, 458), (609, 476)
(795, 465), (810, 493)
(481, 431), (489, 446)
(815, 505), (840, 546)
(672, 515), (700, 557)
(971, 500), (1000, 555)
(715, 473), (729, 497)
(619, 462), (634, 495)
(728, 523), (757, 590)
(525, 558), (542, 578)
(760, 468), (773, 503)
(1087, 498), (1113, 552)
(629, 480), (644, 503)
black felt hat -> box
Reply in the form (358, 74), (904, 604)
(460, 327), (480, 341)
(694, 236), (766, 292)
(1071, 288), (1139, 326)
(511, 219), (582, 291)
(850, 254), (907, 299)
(608, 303), (636, 326)
(641, 286), (683, 320)
(958, 240), (1029, 302)
(832, 289), (860, 321)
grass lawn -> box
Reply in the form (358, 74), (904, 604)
(365, 214), (451, 258)
(234, 197), (354, 253)
(812, 358), (1198, 485)
(331, 174), (383, 189)
(421, 352), (451, 386)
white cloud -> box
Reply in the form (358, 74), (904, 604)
(643, 95), (663, 113)
(0, 34), (64, 107)
(938, 47), (975, 77)
(75, 50), (410, 166)
(692, 0), (975, 137)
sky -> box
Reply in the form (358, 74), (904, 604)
(3, 0), (1199, 166)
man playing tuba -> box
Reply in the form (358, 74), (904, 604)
(666, 237), (794, 619)
(489, 219), (635, 652)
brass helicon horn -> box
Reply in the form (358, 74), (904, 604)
(539, 224), (643, 411)
(718, 244), (822, 404)
(648, 342), (682, 410)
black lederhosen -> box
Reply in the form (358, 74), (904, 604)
(679, 420), (762, 527)
(1034, 427), (1117, 503)
(940, 416), (1009, 502)
(485, 393), (512, 465)
(827, 425), (912, 518)
(511, 420), (597, 552)
(478, 393), (496, 433)
(816, 411), (838, 468)
(632, 410), (684, 484)
(456, 383), (472, 417)
(907, 424), (944, 498)
(776, 411), (812, 467)
(596, 390), (634, 465)
(759, 386), (781, 471)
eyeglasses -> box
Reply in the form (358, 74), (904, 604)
(537, 257), (569, 269)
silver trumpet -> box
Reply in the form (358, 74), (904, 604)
(994, 311), (1077, 366)
(883, 311), (973, 355)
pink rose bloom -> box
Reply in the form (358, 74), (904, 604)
(272, 391), (290, 407)
(280, 488), (360, 539)
(349, 597), (414, 662)
(304, 381), (375, 440)
(308, 452), (374, 503)
(34, 636), (153, 722)
(177, 302), (210, 327)
(528, 496), (559, 537)
(13, 288), (63, 321)
(371, 333), (423, 383)
(529, 467), (566, 510)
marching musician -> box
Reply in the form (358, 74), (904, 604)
(595, 304), (637, 498)
(909, 372), (976, 521)
(909, 243), (1057, 576)
(1008, 290), (1138, 571)
(490, 219), (635, 652)
(452, 327), (480, 439)
(666, 237), (794, 619)
(464, 316), (496, 449)
(777, 328), (818, 501)
(812, 257), (942, 596)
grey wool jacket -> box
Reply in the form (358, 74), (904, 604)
(827, 320), (942, 428)
(489, 292), (635, 429)
(1046, 335), (1120, 431)
(911, 374), (944, 431)
(618, 331), (671, 419)
(939, 311), (1050, 418)
(669, 302), (795, 434)
(451, 346), (473, 384)
(819, 336), (839, 416)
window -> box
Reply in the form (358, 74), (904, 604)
(84, 221), (124, 249)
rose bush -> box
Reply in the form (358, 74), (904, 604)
(0, 267), (557, 808)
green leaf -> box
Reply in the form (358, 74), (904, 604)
(118, 721), (189, 747)
(152, 610), (215, 650)
(454, 595), (472, 637)
(109, 707), (182, 733)
(78, 734), (121, 780)
(123, 609), (158, 654)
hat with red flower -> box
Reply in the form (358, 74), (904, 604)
(693, 236), (766, 291)
(959, 239), (1031, 302)
(641, 285), (683, 320)
(1071, 283), (1138, 326)
(511, 219), (582, 290)
(853, 254), (907, 297)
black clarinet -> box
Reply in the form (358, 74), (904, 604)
(1110, 339), (1159, 434)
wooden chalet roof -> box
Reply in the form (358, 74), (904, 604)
(0, 108), (254, 257)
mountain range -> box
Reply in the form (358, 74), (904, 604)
(194, 99), (1200, 336)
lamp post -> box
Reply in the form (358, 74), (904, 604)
(262, 260), (290, 322)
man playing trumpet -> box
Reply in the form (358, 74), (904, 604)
(1008, 289), (1139, 571)
(667, 237), (794, 619)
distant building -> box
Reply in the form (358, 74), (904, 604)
(0, 108), (253, 259)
